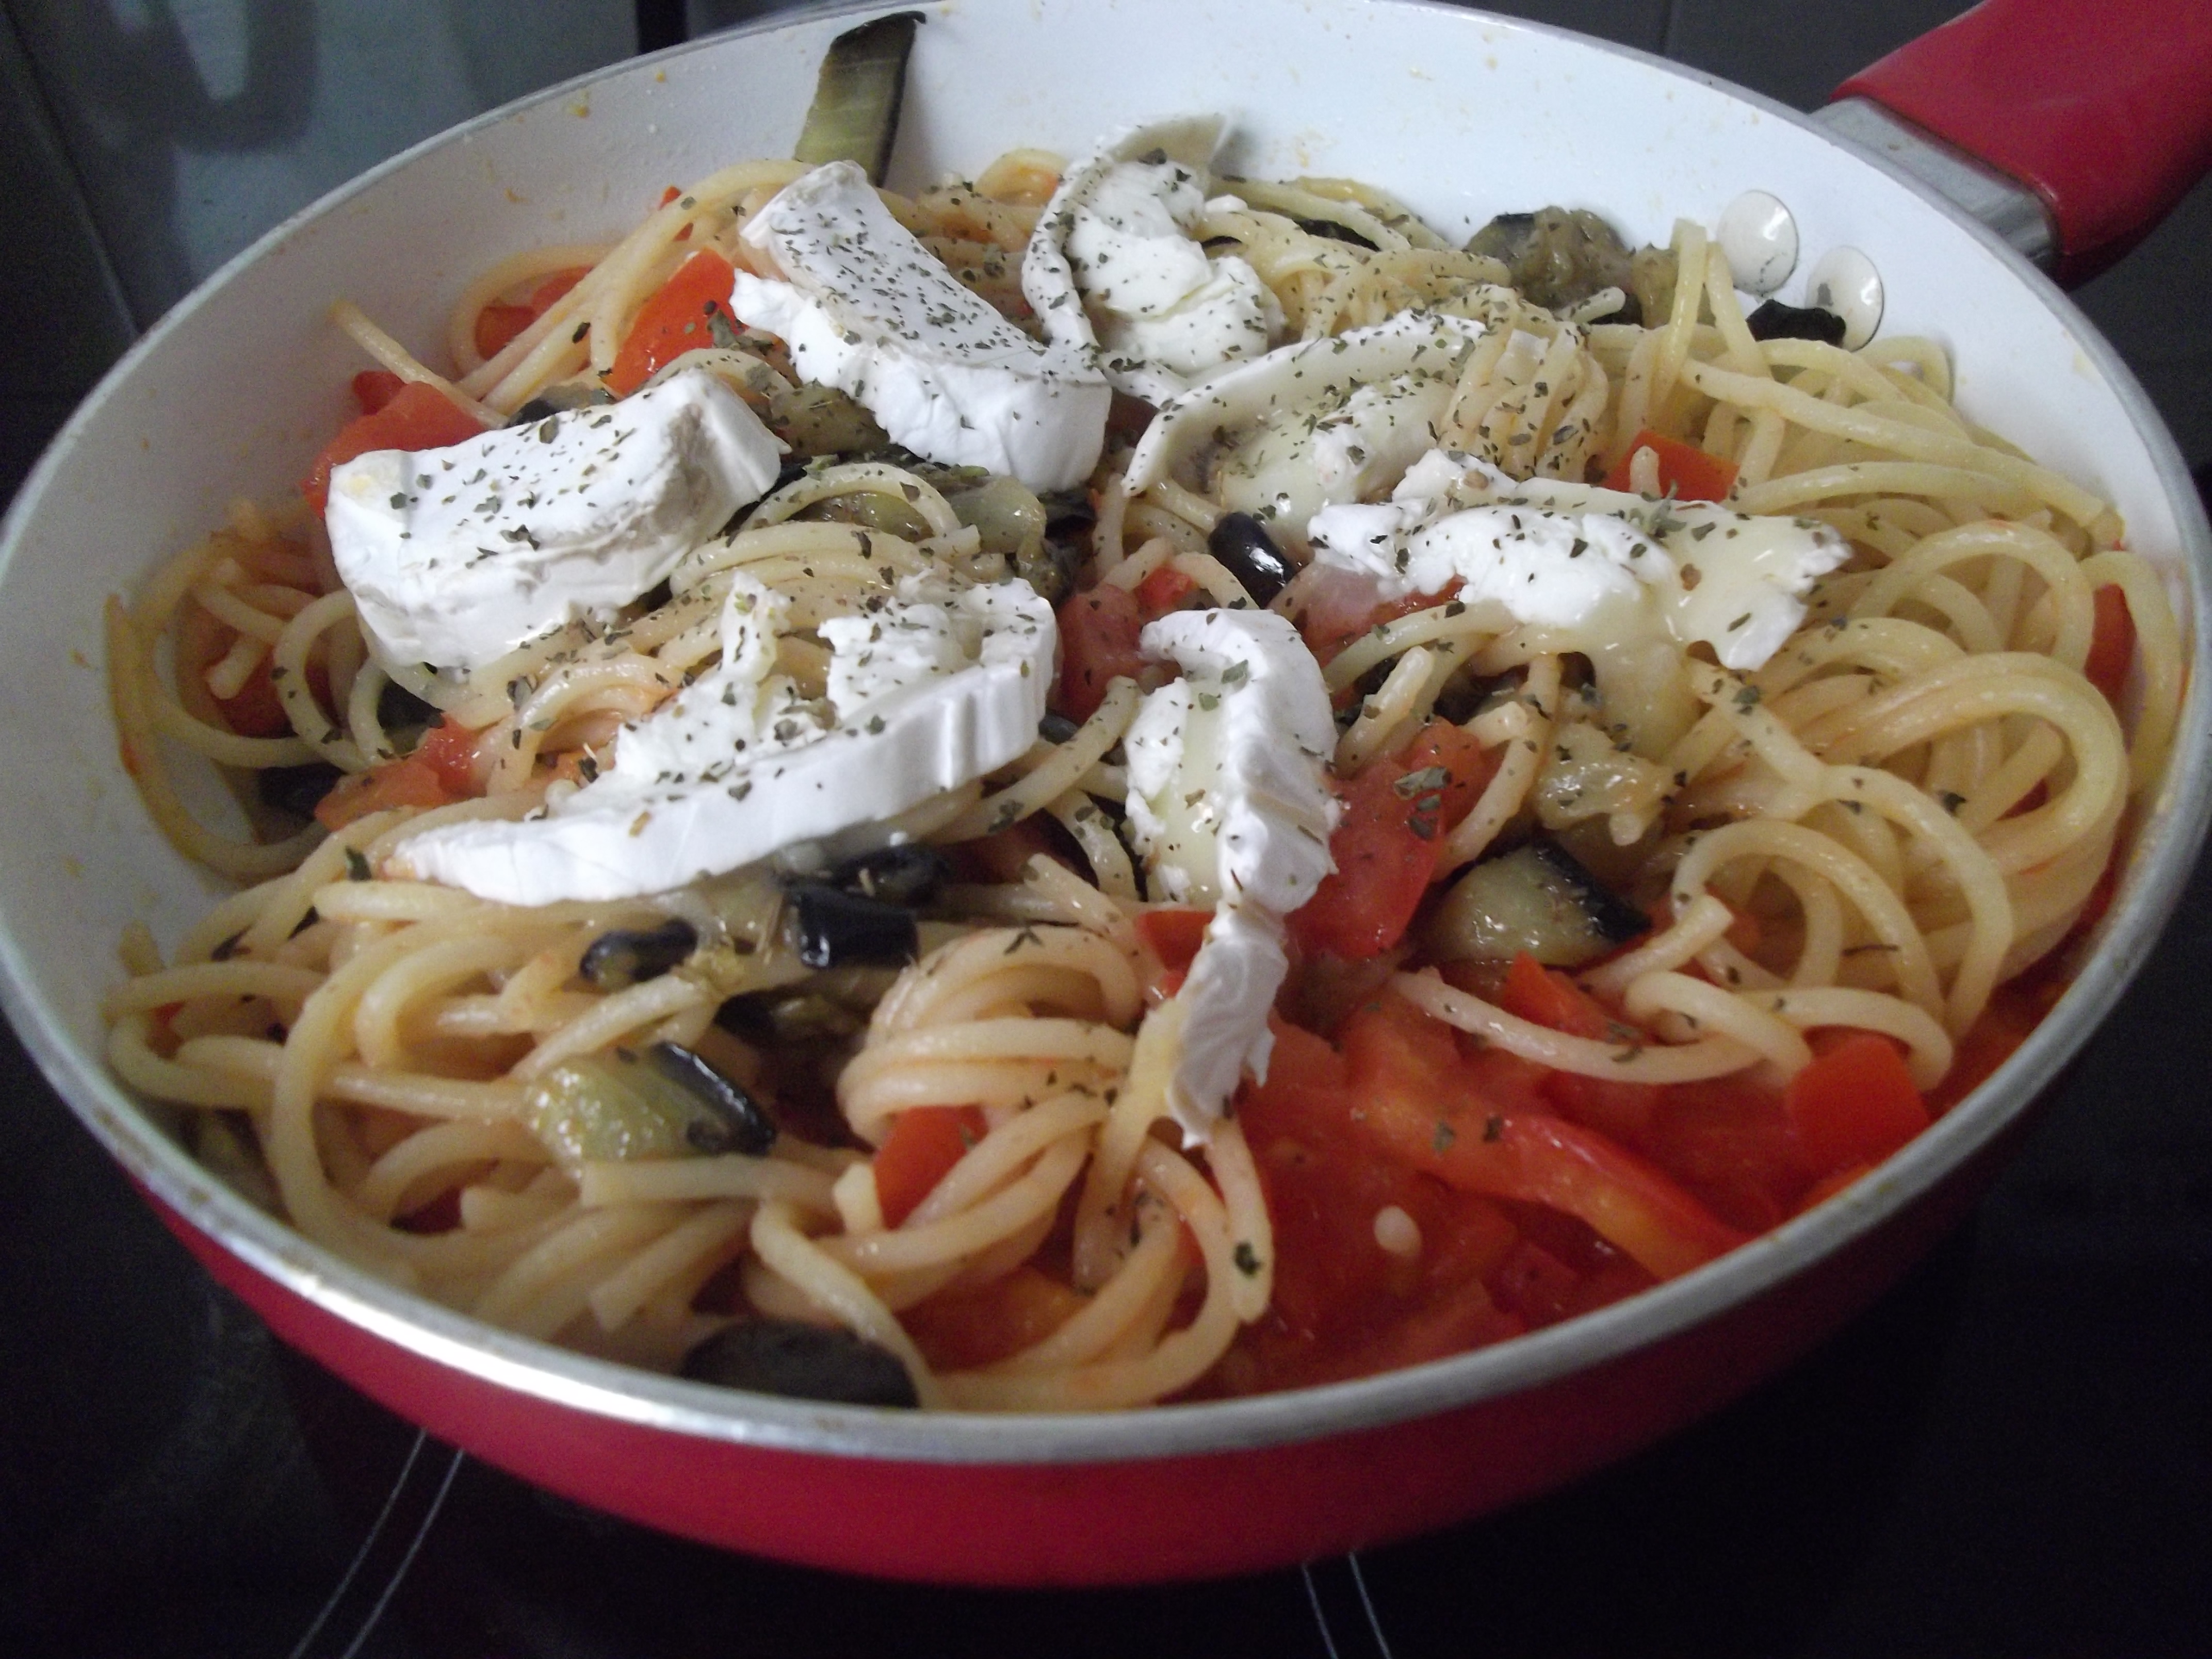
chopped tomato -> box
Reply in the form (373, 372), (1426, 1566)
(1484, 1237), (1584, 1328)
(1291, 763), (1436, 961)
(2083, 583), (2136, 705)
(1600, 428), (1739, 502)
(1337, 992), (1748, 1280)
(350, 369), (404, 415)
(903, 1265), (1088, 1370)
(473, 267), (588, 362)
(1298, 570), (1451, 667)
(1231, 1020), (1522, 1390)
(1396, 718), (1499, 833)
(1134, 563), (1200, 619)
(1926, 979), (2046, 1115)
(1784, 1031), (1929, 1178)
(303, 381), (489, 513)
(605, 250), (737, 396)
(1793, 1162), (1876, 1214)
(412, 715), (490, 796)
(872, 1104), (987, 1228)
(1640, 1070), (1806, 1233)
(1053, 584), (1146, 721)
(1134, 908), (1211, 975)
(945, 817), (1065, 886)
(1495, 952), (1662, 1139)
(1291, 725), (1500, 962)
(212, 653), (288, 738)
(656, 184), (695, 240)
(313, 754), (459, 831)
(1496, 951), (1613, 1037)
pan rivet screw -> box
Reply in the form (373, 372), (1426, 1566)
(1803, 246), (1884, 349)
(1717, 190), (1798, 294)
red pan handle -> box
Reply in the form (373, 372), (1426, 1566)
(1833, 0), (2212, 282)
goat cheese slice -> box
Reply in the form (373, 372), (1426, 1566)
(729, 161), (1108, 493)
(387, 572), (1056, 904)
(326, 367), (783, 676)
(1021, 115), (1281, 404)
(1121, 311), (1486, 546)
(1308, 449), (1851, 672)
(1121, 608), (1339, 1135)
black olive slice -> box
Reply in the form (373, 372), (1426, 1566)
(1206, 511), (1295, 606)
(1038, 712), (1082, 745)
(784, 883), (920, 969)
(257, 761), (344, 821)
(376, 679), (440, 733)
(644, 1042), (777, 1157)
(827, 843), (950, 908)
(683, 1319), (919, 1407)
(1290, 215), (1380, 251)
(1040, 492), (1097, 539)
(1745, 299), (1848, 345)
(507, 384), (614, 426)
(579, 918), (699, 989)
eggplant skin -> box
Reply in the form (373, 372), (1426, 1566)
(791, 11), (924, 186)
(1424, 839), (1648, 968)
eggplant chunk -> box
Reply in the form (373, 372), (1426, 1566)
(508, 383), (614, 425)
(1424, 840), (1648, 968)
(1290, 214), (1380, 251)
(525, 1040), (774, 1176)
(682, 1319), (919, 1408)
(645, 1042), (777, 1156)
(1465, 206), (1635, 314)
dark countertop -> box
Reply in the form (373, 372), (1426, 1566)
(4, 3), (2208, 1653)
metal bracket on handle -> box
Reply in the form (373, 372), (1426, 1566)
(1815, 98), (2058, 275)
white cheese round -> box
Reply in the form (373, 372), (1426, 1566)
(729, 161), (1108, 493)
(1022, 116), (1280, 403)
(325, 368), (784, 675)
(388, 573), (1058, 904)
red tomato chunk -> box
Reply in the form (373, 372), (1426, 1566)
(303, 381), (488, 513)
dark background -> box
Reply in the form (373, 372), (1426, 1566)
(3, 2), (2208, 1654)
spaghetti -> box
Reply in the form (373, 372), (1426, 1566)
(104, 135), (2181, 1409)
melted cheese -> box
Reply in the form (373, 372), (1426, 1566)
(1310, 450), (1851, 750)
